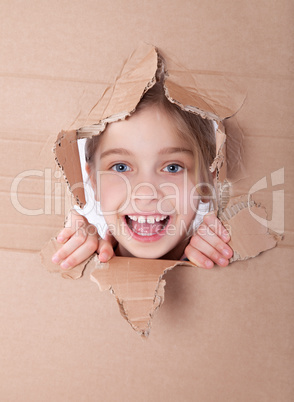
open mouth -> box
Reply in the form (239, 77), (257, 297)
(125, 215), (170, 237)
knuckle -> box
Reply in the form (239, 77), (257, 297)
(56, 250), (66, 260)
(87, 225), (98, 236)
(206, 225), (214, 236)
(196, 224), (207, 237)
(214, 221), (223, 235)
(203, 214), (214, 225)
(76, 230), (87, 243)
(202, 215), (209, 224)
(211, 251), (220, 262)
(84, 239), (98, 253)
(184, 246), (198, 265)
(214, 237), (224, 249)
(67, 256), (77, 267)
(190, 234), (200, 247)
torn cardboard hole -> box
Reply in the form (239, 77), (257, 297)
(41, 43), (280, 336)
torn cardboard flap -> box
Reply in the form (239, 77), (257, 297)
(76, 42), (245, 135)
(54, 130), (86, 207)
(159, 47), (245, 121)
(219, 195), (279, 261)
(90, 256), (190, 337)
(77, 44), (158, 131)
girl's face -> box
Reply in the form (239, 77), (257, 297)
(90, 106), (200, 260)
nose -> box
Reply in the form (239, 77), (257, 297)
(130, 172), (167, 212)
(131, 181), (159, 202)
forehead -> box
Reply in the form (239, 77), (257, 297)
(99, 105), (189, 150)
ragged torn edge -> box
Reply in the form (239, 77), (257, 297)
(218, 195), (282, 262)
(76, 51), (232, 139)
(90, 255), (192, 338)
(53, 130), (86, 208)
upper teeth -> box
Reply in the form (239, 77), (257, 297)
(128, 215), (168, 224)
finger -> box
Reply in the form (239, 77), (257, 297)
(188, 235), (230, 267)
(98, 238), (115, 262)
(52, 227), (88, 264)
(59, 237), (99, 270)
(57, 213), (87, 244)
(196, 222), (233, 259)
(202, 213), (231, 242)
(185, 244), (214, 269)
(56, 226), (78, 244)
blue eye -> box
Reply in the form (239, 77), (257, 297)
(163, 164), (183, 173)
(111, 163), (131, 172)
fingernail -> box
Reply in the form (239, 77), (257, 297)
(57, 236), (64, 243)
(61, 261), (70, 269)
(222, 248), (231, 257)
(222, 231), (230, 241)
(218, 257), (227, 265)
(52, 255), (60, 264)
(205, 260), (214, 269)
(99, 252), (109, 262)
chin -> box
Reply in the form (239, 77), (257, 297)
(120, 242), (172, 260)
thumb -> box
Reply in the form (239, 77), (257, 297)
(97, 237), (115, 263)
(104, 230), (118, 248)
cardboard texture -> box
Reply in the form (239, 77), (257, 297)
(90, 256), (190, 337)
(1, 1), (293, 401)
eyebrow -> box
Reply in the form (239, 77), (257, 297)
(100, 148), (133, 159)
(158, 147), (193, 155)
(100, 146), (193, 159)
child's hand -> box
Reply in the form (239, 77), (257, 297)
(51, 209), (115, 270)
(185, 212), (233, 268)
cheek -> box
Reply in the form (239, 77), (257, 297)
(97, 172), (131, 213)
(159, 178), (198, 215)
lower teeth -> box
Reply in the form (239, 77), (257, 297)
(132, 230), (155, 237)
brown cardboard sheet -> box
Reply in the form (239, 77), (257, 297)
(1, 1), (293, 400)
(42, 43), (279, 335)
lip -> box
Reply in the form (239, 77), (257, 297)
(122, 214), (171, 243)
